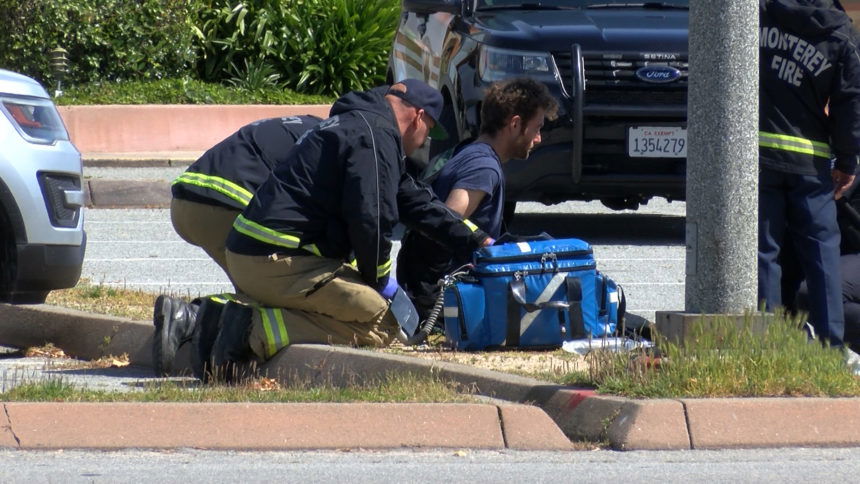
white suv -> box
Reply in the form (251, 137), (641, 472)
(0, 69), (85, 303)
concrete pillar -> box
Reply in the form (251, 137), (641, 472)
(685, 0), (759, 313)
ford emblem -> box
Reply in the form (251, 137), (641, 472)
(635, 65), (682, 84)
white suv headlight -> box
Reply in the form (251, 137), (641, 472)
(0, 96), (69, 145)
(478, 45), (555, 82)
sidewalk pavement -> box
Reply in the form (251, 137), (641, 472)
(4, 153), (857, 451)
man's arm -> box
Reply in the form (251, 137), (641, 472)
(827, 39), (860, 189)
(445, 188), (487, 218)
(397, 174), (492, 252)
(341, 135), (397, 289)
(834, 168), (856, 200)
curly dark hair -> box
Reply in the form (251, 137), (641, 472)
(479, 77), (559, 136)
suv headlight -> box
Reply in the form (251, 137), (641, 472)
(0, 96), (69, 145)
(478, 45), (555, 82)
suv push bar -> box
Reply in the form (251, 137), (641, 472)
(570, 43), (585, 184)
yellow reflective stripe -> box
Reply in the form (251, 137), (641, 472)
(759, 131), (831, 159)
(233, 214), (302, 249)
(173, 172), (254, 206)
(261, 307), (289, 358)
(208, 293), (236, 305)
(350, 259), (357, 267)
(233, 215), (322, 256)
(463, 218), (479, 232)
(377, 259), (392, 278)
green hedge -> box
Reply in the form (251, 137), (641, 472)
(55, 78), (333, 105)
(0, 0), (202, 87)
(0, 0), (401, 98)
(195, 0), (400, 96)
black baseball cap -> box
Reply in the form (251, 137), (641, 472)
(387, 79), (448, 140)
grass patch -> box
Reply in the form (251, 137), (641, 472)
(568, 312), (860, 398)
(44, 282), (860, 398)
(0, 372), (476, 404)
(46, 279), (164, 321)
(55, 78), (334, 105)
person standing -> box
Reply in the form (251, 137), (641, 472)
(758, 0), (860, 346)
(396, 77), (558, 319)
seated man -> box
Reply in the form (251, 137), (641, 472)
(396, 77), (558, 320)
(152, 114), (321, 376)
(192, 79), (493, 380)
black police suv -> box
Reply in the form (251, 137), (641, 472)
(389, 0), (688, 211)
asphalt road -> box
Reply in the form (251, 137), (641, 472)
(0, 447), (852, 482)
(80, 198), (686, 324)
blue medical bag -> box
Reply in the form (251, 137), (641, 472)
(443, 238), (624, 350)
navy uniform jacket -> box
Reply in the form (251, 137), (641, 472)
(226, 86), (488, 290)
(172, 115), (321, 209)
(760, 0), (860, 175)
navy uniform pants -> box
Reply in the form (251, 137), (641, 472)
(759, 165), (844, 346)
(796, 253), (860, 351)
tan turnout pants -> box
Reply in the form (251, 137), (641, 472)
(171, 197), (240, 274)
(225, 249), (398, 360)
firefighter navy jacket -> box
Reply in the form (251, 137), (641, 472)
(226, 86), (488, 289)
(760, 0), (860, 175)
(172, 115), (322, 209)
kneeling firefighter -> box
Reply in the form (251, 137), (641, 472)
(160, 80), (493, 382)
(152, 114), (321, 376)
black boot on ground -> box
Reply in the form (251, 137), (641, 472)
(191, 298), (226, 382)
(152, 295), (200, 377)
(210, 301), (255, 384)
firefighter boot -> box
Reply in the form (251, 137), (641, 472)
(152, 295), (200, 376)
(210, 301), (255, 384)
(191, 297), (226, 382)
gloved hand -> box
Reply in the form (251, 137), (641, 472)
(378, 277), (400, 300)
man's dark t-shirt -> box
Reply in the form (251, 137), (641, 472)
(396, 142), (504, 318)
(431, 142), (504, 238)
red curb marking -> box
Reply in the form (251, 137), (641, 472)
(566, 389), (596, 410)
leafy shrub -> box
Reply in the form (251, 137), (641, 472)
(193, 0), (290, 83)
(279, 0), (401, 95)
(54, 78), (333, 105)
(0, 0), (203, 87)
(194, 0), (400, 96)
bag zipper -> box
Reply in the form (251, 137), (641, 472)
(475, 248), (592, 265)
(474, 263), (596, 278)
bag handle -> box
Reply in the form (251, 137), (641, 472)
(506, 275), (573, 346)
(508, 277), (570, 311)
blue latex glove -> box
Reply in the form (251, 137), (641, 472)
(378, 277), (400, 300)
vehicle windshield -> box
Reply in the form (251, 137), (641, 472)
(476, 1), (688, 9)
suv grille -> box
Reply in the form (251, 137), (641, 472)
(38, 173), (81, 228)
(554, 52), (688, 104)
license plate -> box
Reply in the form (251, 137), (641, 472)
(628, 126), (687, 158)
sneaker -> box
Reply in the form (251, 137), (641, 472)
(152, 295), (199, 376)
(846, 348), (860, 377)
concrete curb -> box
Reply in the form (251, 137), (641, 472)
(4, 303), (860, 450)
(0, 402), (571, 451)
(83, 152), (199, 167)
(0, 303), (572, 451)
(85, 180), (171, 209)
